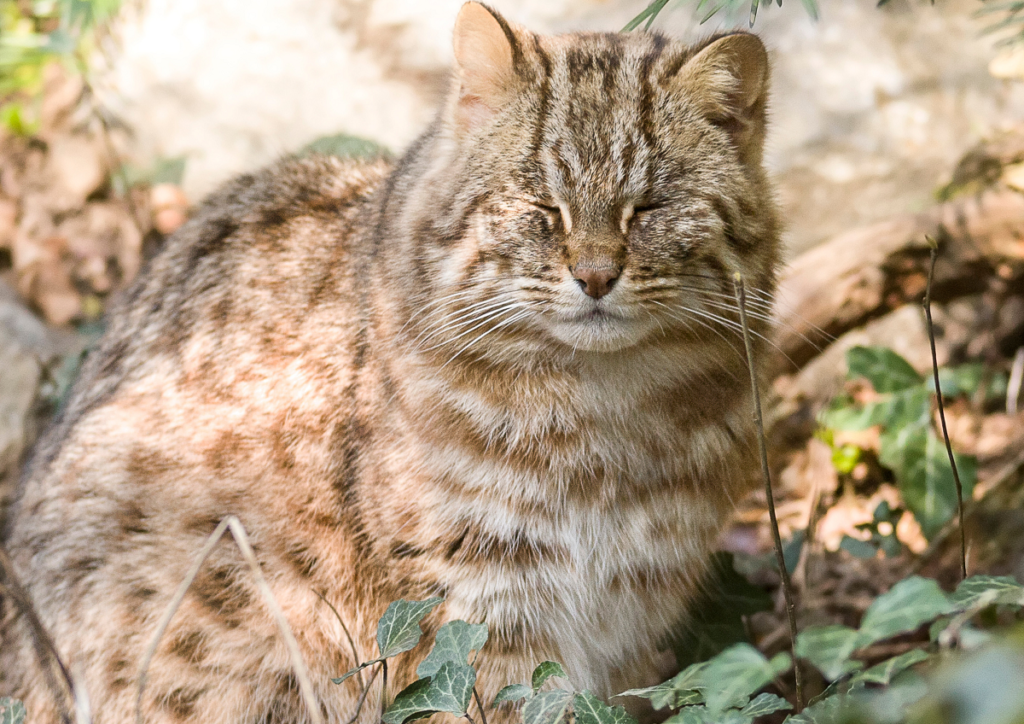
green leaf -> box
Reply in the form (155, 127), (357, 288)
(847, 346), (923, 393)
(741, 692), (793, 716)
(0, 699), (26, 724)
(848, 649), (930, 687)
(795, 625), (864, 681)
(830, 443), (861, 474)
(382, 661), (476, 724)
(573, 690), (638, 724)
(300, 132), (389, 160)
(416, 620), (488, 677)
(665, 707), (714, 724)
(522, 689), (572, 724)
(951, 575), (1024, 610)
(840, 536), (878, 559)
(783, 694), (853, 724)
(616, 681), (702, 710)
(699, 644), (791, 714)
(531, 661), (569, 691)
(823, 401), (890, 431)
(882, 426), (976, 539)
(494, 684), (533, 706)
(376, 597), (444, 659)
(859, 576), (953, 645)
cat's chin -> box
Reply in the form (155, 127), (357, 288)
(541, 313), (655, 353)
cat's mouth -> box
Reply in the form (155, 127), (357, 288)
(543, 305), (653, 352)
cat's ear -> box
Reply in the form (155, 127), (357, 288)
(449, 2), (522, 133)
(674, 33), (769, 163)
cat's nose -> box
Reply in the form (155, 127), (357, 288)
(572, 265), (620, 299)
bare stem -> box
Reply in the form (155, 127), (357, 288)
(380, 660), (389, 723)
(922, 242), (967, 581)
(316, 590), (365, 688)
(472, 686), (489, 724)
(732, 273), (804, 711)
(0, 546), (80, 723)
(135, 516), (324, 724)
(345, 665), (380, 724)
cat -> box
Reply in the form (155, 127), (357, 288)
(0, 3), (779, 722)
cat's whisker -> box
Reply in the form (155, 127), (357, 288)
(401, 288), (522, 336)
(441, 307), (538, 368)
(411, 295), (523, 346)
(419, 302), (532, 352)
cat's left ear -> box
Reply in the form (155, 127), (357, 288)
(448, 2), (524, 133)
(674, 33), (770, 164)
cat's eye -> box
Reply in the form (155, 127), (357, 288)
(528, 200), (571, 233)
(621, 203), (662, 234)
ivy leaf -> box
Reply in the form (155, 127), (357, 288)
(848, 649), (930, 687)
(951, 575), (1024, 609)
(783, 694), (852, 723)
(664, 707), (714, 724)
(795, 625), (864, 681)
(417, 620), (488, 677)
(824, 387), (930, 433)
(382, 661), (476, 724)
(522, 689), (572, 724)
(300, 133), (389, 160)
(616, 680), (702, 710)
(573, 690), (638, 724)
(880, 425), (976, 539)
(0, 699), (26, 724)
(847, 346), (923, 393)
(531, 661), (569, 691)
(376, 598), (444, 659)
(494, 684), (534, 706)
(859, 577), (953, 645)
(699, 644), (791, 714)
(741, 692), (793, 716)
(840, 536), (878, 559)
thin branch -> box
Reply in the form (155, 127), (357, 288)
(0, 545), (80, 724)
(1008, 346), (1024, 415)
(732, 273), (804, 711)
(380, 660), (389, 722)
(922, 240), (967, 582)
(345, 664), (380, 724)
(315, 590), (365, 688)
(472, 687), (489, 724)
(135, 516), (324, 724)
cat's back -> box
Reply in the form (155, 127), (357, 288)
(1, 155), (391, 720)
(25, 153), (390, 486)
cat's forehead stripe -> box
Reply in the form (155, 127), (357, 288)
(524, 33), (675, 206)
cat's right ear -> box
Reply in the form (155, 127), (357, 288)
(448, 2), (522, 133)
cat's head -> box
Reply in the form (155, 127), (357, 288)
(398, 2), (779, 359)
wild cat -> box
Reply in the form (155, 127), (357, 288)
(0, 2), (779, 722)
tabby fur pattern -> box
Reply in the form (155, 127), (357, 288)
(0, 4), (780, 722)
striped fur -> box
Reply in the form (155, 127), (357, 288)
(0, 4), (779, 723)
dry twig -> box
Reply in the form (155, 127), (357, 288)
(0, 545), (82, 723)
(733, 273), (804, 711)
(922, 238), (967, 581)
(135, 515), (324, 724)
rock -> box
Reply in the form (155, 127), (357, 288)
(0, 281), (84, 530)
